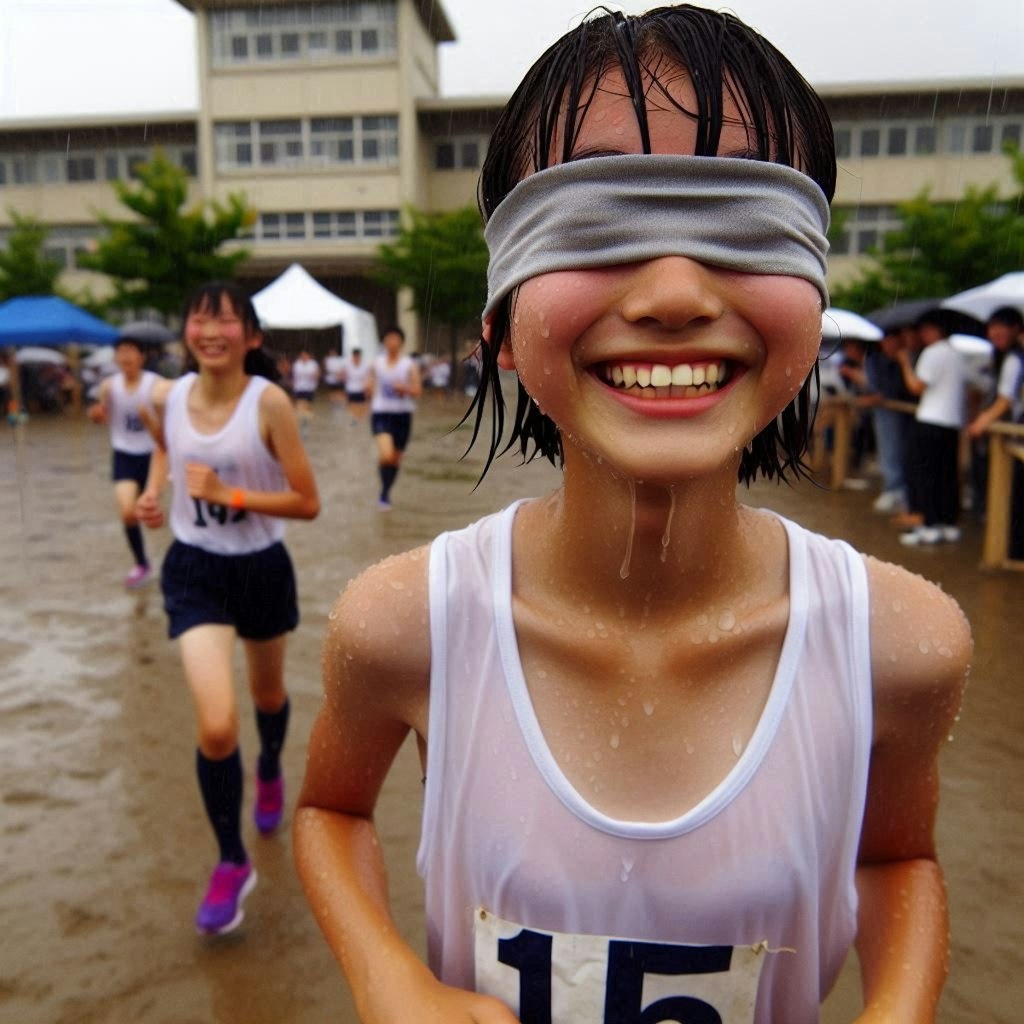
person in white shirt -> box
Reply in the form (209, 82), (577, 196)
(291, 350), (321, 435)
(895, 310), (967, 545)
(323, 347), (347, 412)
(342, 347), (370, 425)
(366, 327), (421, 509)
(87, 336), (160, 589)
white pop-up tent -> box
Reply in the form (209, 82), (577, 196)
(252, 263), (379, 358)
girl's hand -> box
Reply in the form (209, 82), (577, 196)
(185, 462), (225, 503)
(360, 973), (520, 1024)
(87, 402), (107, 425)
(136, 491), (164, 529)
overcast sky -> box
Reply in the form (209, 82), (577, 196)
(0, 0), (1021, 121)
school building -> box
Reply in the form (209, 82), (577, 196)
(0, 0), (1021, 349)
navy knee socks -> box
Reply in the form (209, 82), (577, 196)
(196, 748), (246, 865)
(124, 524), (147, 566)
(379, 463), (398, 501)
(255, 698), (290, 782)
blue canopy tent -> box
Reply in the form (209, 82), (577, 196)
(0, 295), (118, 348)
(0, 296), (118, 419)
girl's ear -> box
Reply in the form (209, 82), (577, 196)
(484, 315), (517, 371)
(247, 330), (264, 352)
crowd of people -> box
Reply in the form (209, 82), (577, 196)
(828, 305), (1024, 552)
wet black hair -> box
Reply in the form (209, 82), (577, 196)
(465, 4), (836, 486)
(181, 280), (280, 383)
(988, 305), (1024, 331)
(381, 325), (406, 342)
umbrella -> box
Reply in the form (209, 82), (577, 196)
(14, 346), (67, 366)
(942, 272), (1024, 322)
(821, 307), (883, 342)
(0, 295), (118, 348)
(867, 298), (986, 337)
(117, 320), (176, 346)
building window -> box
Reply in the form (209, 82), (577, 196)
(1002, 123), (1022, 150)
(887, 126), (907, 156)
(833, 127), (852, 160)
(433, 134), (488, 171)
(859, 128), (880, 158)
(832, 204), (901, 258)
(210, 2), (397, 67)
(217, 116), (397, 172)
(972, 123), (995, 153)
(66, 155), (98, 182)
(254, 209), (399, 242)
(913, 124), (936, 155)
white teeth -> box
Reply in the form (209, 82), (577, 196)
(636, 366), (652, 387)
(622, 366), (637, 387)
(671, 364), (693, 386)
(692, 365), (705, 386)
(706, 363), (719, 384)
(650, 365), (672, 387)
(612, 365), (624, 386)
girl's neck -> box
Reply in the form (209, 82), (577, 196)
(524, 455), (755, 611)
(193, 366), (250, 403)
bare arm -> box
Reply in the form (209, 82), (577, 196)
(86, 377), (112, 424)
(294, 550), (517, 1024)
(895, 350), (927, 398)
(852, 558), (971, 1023)
(185, 383), (320, 520)
(967, 394), (1012, 438)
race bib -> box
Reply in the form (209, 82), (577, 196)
(474, 908), (772, 1023)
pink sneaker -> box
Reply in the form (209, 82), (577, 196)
(254, 774), (284, 834)
(124, 564), (152, 590)
(195, 861), (256, 935)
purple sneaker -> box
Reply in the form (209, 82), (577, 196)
(195, 861), (256, 935)
(254, 774), (284, 834)
(124, 564), (152, 590)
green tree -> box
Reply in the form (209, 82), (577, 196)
(79, 149), (254, 316)
(831, 147), (1024, 313)
(0, 210), (63, 301)
(374, 205), (488, 382)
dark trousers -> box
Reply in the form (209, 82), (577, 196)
(907, 420), (961, 527)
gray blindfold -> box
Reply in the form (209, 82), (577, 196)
(483, 155), (831, 320)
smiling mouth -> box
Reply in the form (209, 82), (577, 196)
(596, 359), (732, 398)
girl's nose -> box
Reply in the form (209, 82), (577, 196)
(618, 256), (725, 330)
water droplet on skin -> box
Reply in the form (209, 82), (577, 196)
(684, 741), (695, 755)
(541, 328), (550, 339)
(718, 610), (736, 631)
(358, 619), (366, 629)
(697, 614), (709, 626)
(643, 701), (655, 716)
(609, 733), (620, 749)
(619, 479), (637, 579)
(660, 486), (676, 563)
(732, 734), (744, 757)
(620, 856), (634, 882)
(918, 639), (931, 654)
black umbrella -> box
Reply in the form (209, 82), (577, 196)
(866, 298), (985, 337)
(117, 320), (176, 346)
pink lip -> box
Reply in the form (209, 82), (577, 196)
(592, 365), (747, 418)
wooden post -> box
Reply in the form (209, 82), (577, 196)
(981, 422), (1024, 572)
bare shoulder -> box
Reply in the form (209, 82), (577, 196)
(864, 555), (971, 743)
(257, 379), (294, 414)
(324, 545), (432, 730)
(150, 376), (174, 408)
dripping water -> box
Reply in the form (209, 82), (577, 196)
(619, 478), (637, 580)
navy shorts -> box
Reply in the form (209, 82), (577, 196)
(346, 391), (367, 404)
(161, 540), (299, 641)
(112, 449), (151, 489)
(294, 390), (316, 402)
(371, 411), (413, 451)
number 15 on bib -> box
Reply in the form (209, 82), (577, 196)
(474, 908), (770, 1023)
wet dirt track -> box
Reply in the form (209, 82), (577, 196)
(1, 394), (1020, 1023)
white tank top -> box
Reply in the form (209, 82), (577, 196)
(164, 373), (286, 555)
(371, 354), (416, 413)
(345, 359), (370, 393)
(419, 502), (873, 1024)
(108, 370), (157, 455)
(292, 357), (321, 394)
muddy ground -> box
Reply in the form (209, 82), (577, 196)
(1, 393), (1020, 1023)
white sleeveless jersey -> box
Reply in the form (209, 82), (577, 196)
(108, 370), (157, 455)
(323, 355), (346, 385)
(164, 373), (286, 555)
(292, 357), (321, 393)
(371, 354), (416, 413)
(419, 502), (873, 1024)
(344, 359), (370, 393)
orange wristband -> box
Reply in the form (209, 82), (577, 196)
(229, 488), (245, 510)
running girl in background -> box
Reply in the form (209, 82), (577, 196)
(343, 347), (370, 426)
(87, 335), (159, 589)
(291, 348), (321, 436)
(323, 347), (347, 412)
(137, 282), (319, 936)
(295, 6), (969, 1022)
(366, 327), (421, 509)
